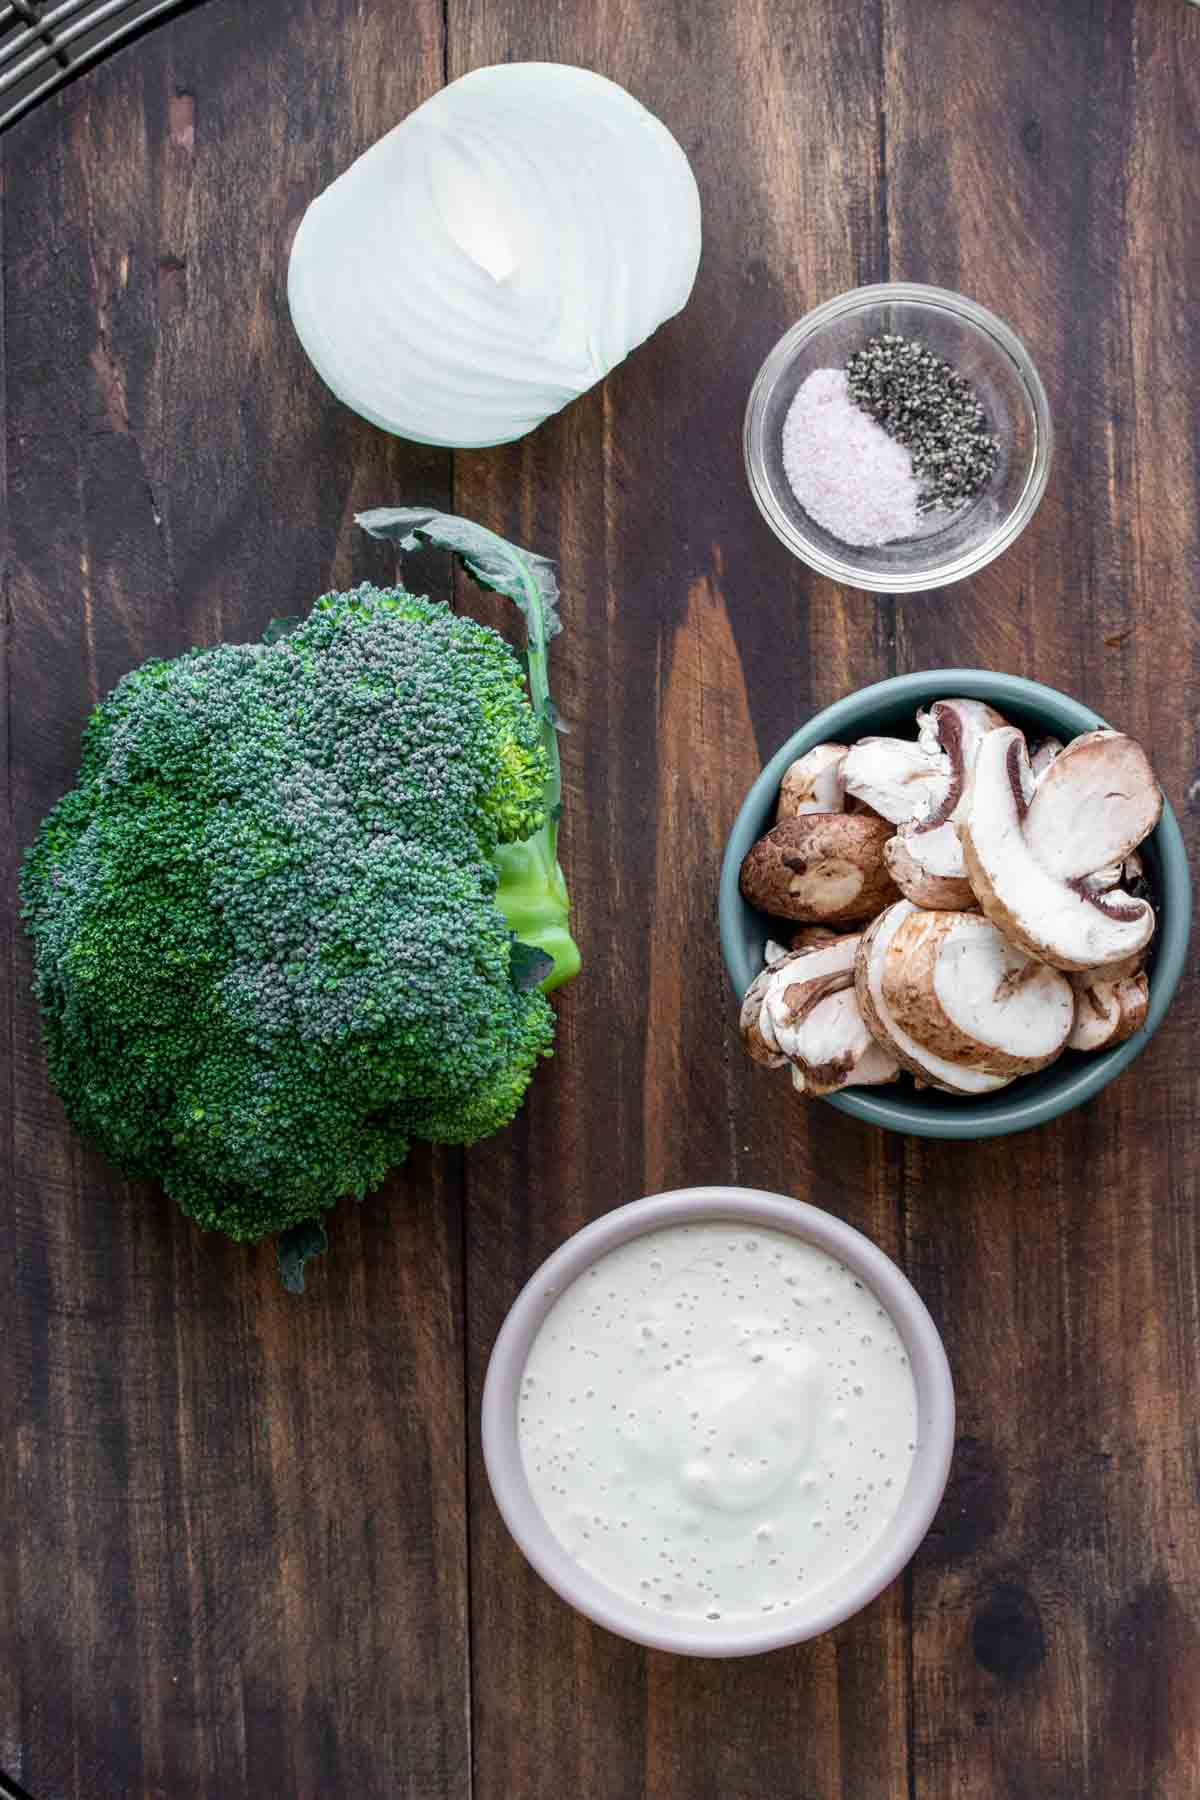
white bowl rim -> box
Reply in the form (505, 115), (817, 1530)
(743, 281), (1054, 593)
(481, 1185), (955, 1658)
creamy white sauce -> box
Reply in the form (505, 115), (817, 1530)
(518, 1223), (918, 1626)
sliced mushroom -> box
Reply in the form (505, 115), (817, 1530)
(1030, 736), (1064, 781)
(777, 744), (850, 819)
(841, 737), (951, 825)
(880, 907), (1075, 1077)
(885, 822), (975, 910)
(741, 937), (860, 1069)
(916, 697), (1010, 778)
(959, 727), (1159, 971)
(1022, 730), (1162, 881)
(789, 925), (845, 953)
(855, 902), (1014, 1094)
(760, 936), (898, 1096)
(740, 963), (789, 1068)
(885, 699), (1009, 909)
(739, 813), (900, 924)
(1067, 969), (1150, 1051)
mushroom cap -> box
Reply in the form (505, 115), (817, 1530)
(739, 813), (901, 924)
(777, 744), (850, 819)
(1067, 970), (1150, 1051)
(855, 902), (1013, 1095)
(958, 727), (1158, 972)
(880, 908), (1075, 1077)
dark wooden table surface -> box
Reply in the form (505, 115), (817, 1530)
(2, 2), (1198, 1796)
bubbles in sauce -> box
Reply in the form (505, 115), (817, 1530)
(518, 1223), (918, 1626)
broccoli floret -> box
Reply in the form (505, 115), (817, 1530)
(22, 514), (578, 1284)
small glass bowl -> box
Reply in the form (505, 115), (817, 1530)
(743, 283), (1053, 592)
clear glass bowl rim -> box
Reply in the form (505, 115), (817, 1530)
(743, 282), (1054, 593)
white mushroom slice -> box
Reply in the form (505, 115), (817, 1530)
(880, 908), (1074, 1077)
(740, 963), (789, 1068)
(741, 937), (860, 1069)
(777, 744), (850, 819)
(761, 937), (899, 1096)
(885, 820), (975, 911)
(855, 902), (1013, 1094)
(784, 991), (901, 1096)
(764, 939), (791, 966)
(739, 813), (900, 924)
(917, 698), (1009, 784)
(1067, 970), (1150, 1051)
(959, 727), (1158, 972)
(1030, 737), (1064, 781)
(841, 737), (951, 826)
(1022, 730), (1162, 881)
(886, 698), (1009, 908)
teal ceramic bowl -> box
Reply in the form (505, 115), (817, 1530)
(719, 671), (1192, 1139)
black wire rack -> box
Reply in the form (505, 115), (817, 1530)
(0, 0), (198, 131)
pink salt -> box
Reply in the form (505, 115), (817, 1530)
(782, 367), (922, 547)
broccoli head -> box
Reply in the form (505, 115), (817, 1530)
(22, 513), (578, 1284)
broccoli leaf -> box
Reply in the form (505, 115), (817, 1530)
(358, 507), (580, 993)
(356, 507), (561, 638)
(278, 1219), (329, 1293)
(510, 940), (556, 991)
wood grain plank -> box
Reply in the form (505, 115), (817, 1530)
(449, 4), (912, 1797)
(881, 2), (1200, 1796)
(0, 120), (26, 1799)
(1, 5), (469, 1797)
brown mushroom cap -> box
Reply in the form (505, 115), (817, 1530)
(739, 813), (901, 924)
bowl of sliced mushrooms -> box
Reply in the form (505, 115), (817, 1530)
(719, 671), (1191, 1138)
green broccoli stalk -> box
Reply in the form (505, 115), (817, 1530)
(21, 513), (579, 1292)
(357, 508), (581, 990)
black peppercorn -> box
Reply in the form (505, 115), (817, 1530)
(845, 334), (1000, 512)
